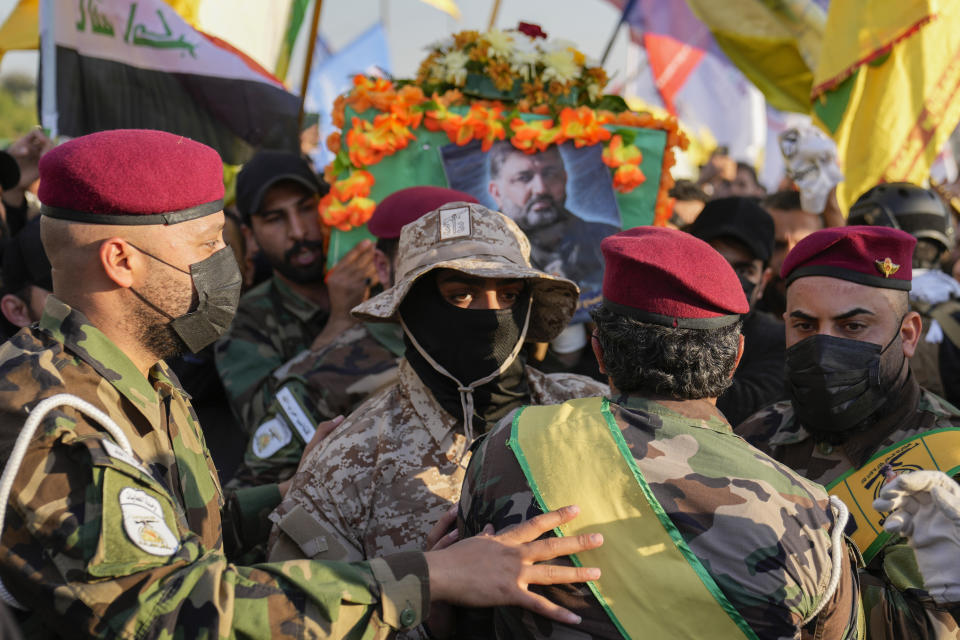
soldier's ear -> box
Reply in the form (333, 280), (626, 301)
(590, 332), (606, 374)
(99, 238), (139, 288)
(0, 293), (31, 328)
(730, 333), (745, 378)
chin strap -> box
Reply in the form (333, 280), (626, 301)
(0, 394), (134, 610)
(400, 297), (533, 463)
(801, 495), (850, 626)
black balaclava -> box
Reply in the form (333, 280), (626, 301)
(399, 274), (532, 448)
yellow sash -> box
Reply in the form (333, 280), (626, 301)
(510, 397), (756, 640)
(827, 427), (960, 563)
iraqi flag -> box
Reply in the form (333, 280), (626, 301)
(46, 0), (299, 164)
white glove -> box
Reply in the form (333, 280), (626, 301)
(872, 470), (960, 604)
(779, 126), (844, 214)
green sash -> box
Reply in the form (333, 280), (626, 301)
(826, 427), (960, 563)
(509, 397), (757, 640)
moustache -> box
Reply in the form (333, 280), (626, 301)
(284, 240), (325, 264)
(524, 195), (559, 214)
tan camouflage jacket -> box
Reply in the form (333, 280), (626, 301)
(456, 393), (862, 639)
(0, 297), (428, 639)
(267, 359), (608, 565)
(737, 374), (960, 640)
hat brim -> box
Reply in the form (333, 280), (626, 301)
(352, 255), (580, 343)
(248, 173), (319, 218)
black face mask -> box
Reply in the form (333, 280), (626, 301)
(399, 276), (532, 437)
(738, 273), (756, 304)
(129, 244), (242, 353)
(785, 329), (905, 440)
(400, 277), (530, 384)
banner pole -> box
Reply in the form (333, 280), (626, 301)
(600, 0), (638, 65)
(487, 0), (502, 30)
(39, 0), (58, 138)
(297, 0), (324, 131)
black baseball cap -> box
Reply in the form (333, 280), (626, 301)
(0, 150), (20, 191)
(1, 218), (52, 294)
(687, 197), (775, 264)
(235, 150), (323, 222)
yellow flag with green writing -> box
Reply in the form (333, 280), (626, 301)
(812, 0), (960, 212)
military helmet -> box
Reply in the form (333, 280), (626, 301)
(848, 182), (952, 251)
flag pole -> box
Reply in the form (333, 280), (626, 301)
(297, 0), (324, 132)
(39, 0), (58, 138)
(487, 0), (502, 30)
(600, 0), (637, 65)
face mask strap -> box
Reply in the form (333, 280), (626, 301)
(126, 241), (191, 275)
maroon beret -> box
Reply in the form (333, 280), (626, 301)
(601, 226), (749, 328)
(39, 129), (224, 225)
(782, 226), (916, 291)
(367, 186), (478, 239)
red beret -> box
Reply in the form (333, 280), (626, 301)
(601, 227), (749, 328)
(782, 226), (915, 291)
(39, 129), (224, 225)
(367, 186), (478, 239)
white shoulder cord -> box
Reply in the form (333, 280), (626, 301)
(802, 495), (850, 626)
(0, 394), (133, 610)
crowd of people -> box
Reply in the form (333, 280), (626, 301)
(0, 122), (959, 640)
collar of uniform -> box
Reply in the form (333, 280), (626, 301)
(614, 393), (733, 435)
(272, 275), (326, 324)
(398, 358), (460, 445)
(763, 402), (809, 447)
(39, 296), (163, 425)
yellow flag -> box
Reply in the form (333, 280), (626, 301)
(0, 0), (38, 62)
(812, 0), (960, 212)
(0, 0), (202, 63)
(684, 0), (825, 114)
(419, 0), (461, 20)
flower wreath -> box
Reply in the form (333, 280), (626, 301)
(320, 25), (689, 231)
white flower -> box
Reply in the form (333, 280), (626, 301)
(440, 50), (469, 85)
(587, 82), (602, 101)
(541, 38), (579, 53)
(484, 28), (514, 59)
(510, 49), (540, 80)
(541, 48), (578, 84)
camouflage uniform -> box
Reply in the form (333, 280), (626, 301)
(268, 359), (606, 563)
(737, 373), (960, 639)
(215, 276), (401, 486)
(0, 296), (428, 638)
(458, 393), (863, 639)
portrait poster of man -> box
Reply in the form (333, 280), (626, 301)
(441, 139), (621, 322)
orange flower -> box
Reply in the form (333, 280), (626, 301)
(602, 134), (642, 168)
(332, 95), (347, 129)
(345, 196), (376, 229)
(510, 118), (560, 154)
(521, 78), (548, 105)
(548, 80), (569, 96)
(326, 131), (342, 154)
(612, 163), (646, 193)
(440, 112), (473, 146)
(461, 103), (506, 151)
(330, 170), (374, 201)
(322, 164), (338, 186)
(488, 60), (515, 92)
(453, 30), (480, 48)
(439, 89), (466, 106)
(348, 75), (395, 113)
(345, 114), (415, 168)
(558, 107), (611, 147)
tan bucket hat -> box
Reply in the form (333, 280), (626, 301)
(352, 202), (579, 342)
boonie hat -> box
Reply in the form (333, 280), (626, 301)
(352, 202), (579, 342)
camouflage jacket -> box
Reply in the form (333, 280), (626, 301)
(457, 394), (862, 640)
(0, 297), (428, 639)
(737, 374), (960, 639)
(214, 275), (330, 434)
(230, 322), (402, 488)
(267, 359), (607, 564)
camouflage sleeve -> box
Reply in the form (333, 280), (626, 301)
(2, 431), (428, 639)
(860, 540), (960, 639)
(221, 483), (283, 560)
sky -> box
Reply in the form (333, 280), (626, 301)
(0, 0), (632, 85)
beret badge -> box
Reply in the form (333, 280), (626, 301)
(875, 257), (901, 278)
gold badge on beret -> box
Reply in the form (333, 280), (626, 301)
(875, 257), (900, 278)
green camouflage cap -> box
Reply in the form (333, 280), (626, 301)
(352, 202), (579, 342)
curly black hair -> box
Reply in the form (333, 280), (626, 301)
(590, 305), (742, 399)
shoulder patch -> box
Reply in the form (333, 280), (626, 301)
(276, 386), (316, 443)
(119, 487), (179, 556)
(252, 416), (293, 459)
(101, 438), (148, 473)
